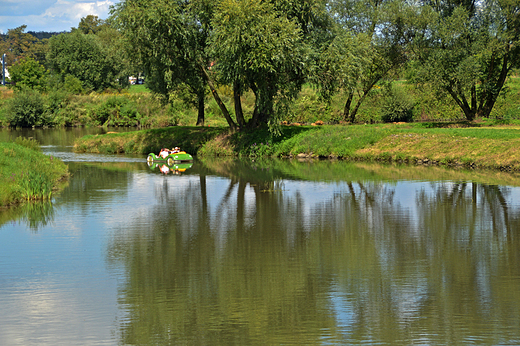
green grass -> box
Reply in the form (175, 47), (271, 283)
(74, 126), (228, 155)
(74, 121), (520, 171)
(128, 84), (151, 94)
(0, 137), (69, 207)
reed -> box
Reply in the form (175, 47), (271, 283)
(0, 138), (69, 207)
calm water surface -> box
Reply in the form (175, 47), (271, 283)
(1, 129), (520, 345)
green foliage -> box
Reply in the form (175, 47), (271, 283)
(7, 90), (48, 127)
(380, 84), (415, 122)
(14, 136), (41, 151)
(95, 96), (141, 126)
(321, 0), (412, 122)
(8, 57), (48, 91)
(47, 31), (122, 91)
(0, 25), (47, 66)
(62, 75), (85, 94)
(410, 0), (520, 120)
(76, 15), (107, 34)
(0, 140), (68, 206)
(211, 0), (312, 127)
(112, 0), (211, 124)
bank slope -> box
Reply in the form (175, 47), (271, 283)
(1, 140), (69, 207)
(73, 124), (520, 171)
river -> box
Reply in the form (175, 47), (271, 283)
(1, 128), (520, 345)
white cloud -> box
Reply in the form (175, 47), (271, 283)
(43, 0), (114, 23)
(0, 0), (117, 34)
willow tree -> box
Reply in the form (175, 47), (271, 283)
(112, 0), (236, 128)
(411, 0), (520, 120)
(317, 0), (412, 123)
(210, 0), (310, 130)
(208, 0), (332, 131)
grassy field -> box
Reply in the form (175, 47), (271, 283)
(0, 137), (69, 207)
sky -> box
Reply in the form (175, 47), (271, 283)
(0, 0), (120, 34)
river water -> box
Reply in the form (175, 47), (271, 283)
(1, 128), (520, 345)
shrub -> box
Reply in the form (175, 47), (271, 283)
(95, 96), (141, 126)
(380, 84), (415, 123)
(14, 136), (41, 151)
(63, 75), (85, 94)
(7, 90), (47, 127)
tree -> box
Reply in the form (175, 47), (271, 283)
(46, 30), (124, 91)
(112, 0), (229, 127)
(318, 0), (412, 122)
(211, 0), (329, 130)
(0, 25), (47, 66)
(410, 0), (520, 120)
(76, 15), (107, 34)
(8, 56), (48, 91)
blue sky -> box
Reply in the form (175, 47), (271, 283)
(0, 0), (119, 34)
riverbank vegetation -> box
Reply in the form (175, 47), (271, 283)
(74, 121), (520, 171)
(0, 137), (69, 207)
(2, 74), (519, 129)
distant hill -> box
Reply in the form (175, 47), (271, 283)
(0, 31), (67, 41)
(27, 31), (68, 40)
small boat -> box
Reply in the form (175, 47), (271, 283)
(147, 151), (193, 166)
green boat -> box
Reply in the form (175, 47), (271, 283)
(147, 151), (193, 166)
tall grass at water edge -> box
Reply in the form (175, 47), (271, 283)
(0, 137), (69, 207)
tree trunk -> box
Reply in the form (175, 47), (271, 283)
(199, 64), (237, 130)
(349, 88), (372, 123)
(233, 81), (245, 128)
(446, 86), (476, 121)
(196, 91), (205, 126)
(342, 92), (354, 122)
(478, 51), (511, 118)
(344, 77), (380, 123)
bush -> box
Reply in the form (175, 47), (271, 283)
(8, 57), (48, 92)
(380, 84), (415, 123)
(95, 96), (141, 126)
(7, 90), (48, 127)
(63, 75), (85, 94)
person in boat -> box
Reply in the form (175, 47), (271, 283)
(171, 147), (180, 153)
(159, 148), (170, 159)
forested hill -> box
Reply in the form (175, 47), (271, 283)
(28, 31), (67, 39)
(0, 31), (66, 40)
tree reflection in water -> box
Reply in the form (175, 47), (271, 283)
(107, 160), (520, 345)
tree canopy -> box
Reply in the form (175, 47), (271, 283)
(46, 30), (125, 92)
(1, 0), (518, 127)
(409, 0), (520, 120)
(8, 56), (48, 91)
(112, 0), (218, 126)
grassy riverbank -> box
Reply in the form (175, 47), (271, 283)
(0, 137), (69, 207)
(74, 120), (520, 171)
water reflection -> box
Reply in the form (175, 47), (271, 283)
(105, 159), (520, 345)
(147, 161), (193, 175)
(0, 200), (56, 231)
(2, 124), (520, 345)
